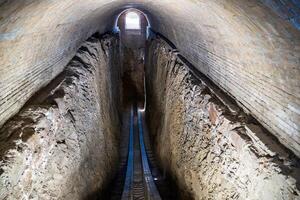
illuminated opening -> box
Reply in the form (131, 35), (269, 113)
(125, 12), (141, 30)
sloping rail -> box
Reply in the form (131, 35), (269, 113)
(121, 105), (161, 200)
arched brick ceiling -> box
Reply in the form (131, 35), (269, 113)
(0, 0), (299, 155)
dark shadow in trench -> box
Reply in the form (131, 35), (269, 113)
(96, 9), (185, 200)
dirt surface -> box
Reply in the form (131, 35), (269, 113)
(0, 34), (122, 200)
(145, 36), (300, 200)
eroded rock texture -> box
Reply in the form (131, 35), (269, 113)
(146, 36), (300, 200)
(1, 1), (299, 158)
(0, 34), (121, 199)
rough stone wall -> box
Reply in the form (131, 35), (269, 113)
(150, 0), (300, 157)
(146, 37), (300, 200)
(0, 34), (121, 199)
(0, 0), (299, 156)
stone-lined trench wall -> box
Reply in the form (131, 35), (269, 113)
(0, 34), (121, 199)
(146, 36), (300, 200)
(1, 0), (299, 157)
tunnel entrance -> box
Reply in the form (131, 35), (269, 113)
(125, 12), (141, 30)
(1, 3), (299, 200)
(116, 9), (148, 107)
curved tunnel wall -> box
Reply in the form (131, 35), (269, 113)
(0, 0), (299, 156)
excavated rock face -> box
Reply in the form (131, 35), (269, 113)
(146, 36), (300, 200)
(0, 0), (299, 157)
(0, 34), (121, 199)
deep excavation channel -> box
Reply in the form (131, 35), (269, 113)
(0, 7), (300, 200)
(105, 102), (177, 200)
(107, 103), (163, 200)
(0, 32), (178, 199)
(120, 104), (161, 200)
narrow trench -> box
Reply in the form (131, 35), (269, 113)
(103, 63), (180, 199)
(1, 7), (299, 200)
(0, 10), (185, 200)
(101, 10), (182, 199)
